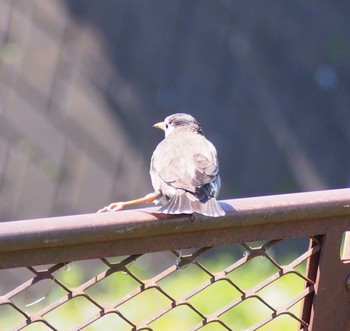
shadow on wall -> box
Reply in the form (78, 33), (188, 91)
(63, 0), (350, 198)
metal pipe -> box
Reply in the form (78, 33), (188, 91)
(1, 188), (350, 269)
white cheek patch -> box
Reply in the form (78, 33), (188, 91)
(164, 124), (175, 137)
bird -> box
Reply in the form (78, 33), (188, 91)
(98, 113), (225, 217)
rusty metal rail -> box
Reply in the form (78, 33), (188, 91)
(1, 189), (350, 330)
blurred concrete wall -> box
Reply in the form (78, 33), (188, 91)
(0, 0), (349, 220)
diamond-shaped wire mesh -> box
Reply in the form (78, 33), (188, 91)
(0, 236), (319, 331)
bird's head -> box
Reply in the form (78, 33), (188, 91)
(153, 113), (203, 137)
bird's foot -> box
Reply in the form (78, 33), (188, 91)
(97, 193), (157, 213)
(97, 202), (126, 213)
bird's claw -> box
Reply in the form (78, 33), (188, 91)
(97, 202), (125, 213)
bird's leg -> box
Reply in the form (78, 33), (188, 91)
(97, 193), (156, 213)
(190, 212), (196, 222)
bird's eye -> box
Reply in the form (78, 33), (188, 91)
(165, 124), (169, 129)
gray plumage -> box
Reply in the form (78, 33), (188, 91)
(151, 113), (225, 217)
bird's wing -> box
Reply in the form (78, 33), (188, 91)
(191, 152), (219, 187)
(151, 135), (219, 194)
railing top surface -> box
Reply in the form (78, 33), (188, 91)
(1, 188), (350, 255)
(0, 189), (350, 268)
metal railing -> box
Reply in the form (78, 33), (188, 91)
(1, 189), (350, 330)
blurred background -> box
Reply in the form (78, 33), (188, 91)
(0, 0), (350, 221)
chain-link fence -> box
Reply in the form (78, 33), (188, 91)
(1, 189), (350, 330)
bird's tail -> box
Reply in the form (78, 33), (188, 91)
(159, 191), (225, 217)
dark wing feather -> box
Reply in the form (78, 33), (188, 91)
(191, 153), (218, 186)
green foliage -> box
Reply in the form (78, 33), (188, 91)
(1, 249), (307, 330)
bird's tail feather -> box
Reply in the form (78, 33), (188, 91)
(159, 191), (225, 217)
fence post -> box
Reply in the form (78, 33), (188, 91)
(308, 229), (350, 331)
(301, 235), (322, 327)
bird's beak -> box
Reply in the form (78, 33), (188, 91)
(153, 121), (164, 131)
